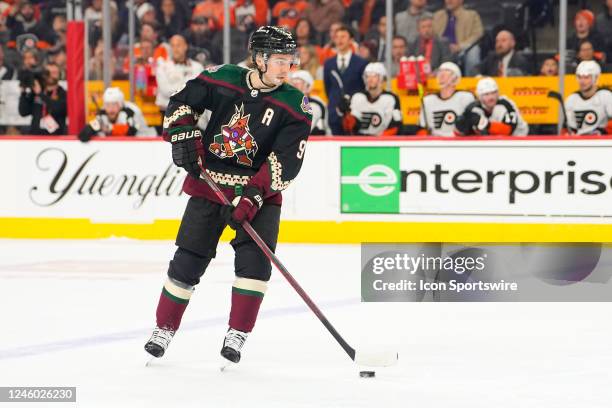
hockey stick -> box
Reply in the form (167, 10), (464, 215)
(547, 90), (570, 133)
(198, 164), (398, 368)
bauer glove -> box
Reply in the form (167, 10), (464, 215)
(169, 126), (203, 178)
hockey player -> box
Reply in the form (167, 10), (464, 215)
(78, 87), (156, 141)
(144, 26), (312, 366)
(455, 77), (529, 136)
(417, 62), (474, 137)
(339, 62), (402, 136)
(565, 60), (612, 135)
(289, 69), (329, 135)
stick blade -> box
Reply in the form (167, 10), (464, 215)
(354, 350), (398, 367)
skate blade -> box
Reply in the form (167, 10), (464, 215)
(145, 353), (158, 367)
(219, 358), (236, 372)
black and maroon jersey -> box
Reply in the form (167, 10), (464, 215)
(163, 64), (313, 205)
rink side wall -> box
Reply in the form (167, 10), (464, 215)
(1, 136), (612, 242)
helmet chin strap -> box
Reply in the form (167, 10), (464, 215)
(254, 53), (278, 89)
(258, 69), (277, 89)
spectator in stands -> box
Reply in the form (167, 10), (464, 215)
(395, 0), (428, 45)
(138, 22), (169, 62)
(6, 0), (37, 40)
(323, 25), (368, 135)
(17, 45), (40, 80)
(346, 0), (385, 40)
(319, 21), (359, 63)
(596, 0), (612, 50)
(157, 0), (188, 41)
(478, 30), (530, 77)
(294, 18), (316, 47)
(232, 0), (268, 30)
(407, 12), (451, 73)
(433, 0), (483, 76)
(79, 87), (155, 141)
(298, 44), (323, 79)
(18, 62), (66, 135)
(539, 57), (558, 76)
(155, 34), (203, 132)
(137, 3), (158, 26)
(182, 16), (221, 65)
(48, 14), (66, 50)
(305, 0), (345, 45)
(0, 46), (16, 80)
(569, 39), (605, 72)
(272, 0), (309, 30)
(47, 48), (66, 80)
(84, 0), (119, 42)
(365, 15), (388, 62)
(89, 39), (117, 80)
(192, 0), (225, 30)
(567, 10), (606, 59)
(229, 0), (269, 62)
(390, 35), (408, 77)
(357, 40), (377, 62)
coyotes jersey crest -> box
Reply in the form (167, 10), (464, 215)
(209, 103), (258, 167)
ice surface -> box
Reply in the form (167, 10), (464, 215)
(0, 239), (610, 407)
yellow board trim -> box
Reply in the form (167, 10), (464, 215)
(1, 217), (612, 242)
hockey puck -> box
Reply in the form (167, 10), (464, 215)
(359, 371), (375, 378)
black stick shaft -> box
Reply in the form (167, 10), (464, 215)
(199, 169), (357, 361)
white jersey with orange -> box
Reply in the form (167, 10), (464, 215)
(419, 90), (475, 136)
(565, 89), (612, 135)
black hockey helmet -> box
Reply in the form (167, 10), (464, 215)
(249, 26), (297, 57)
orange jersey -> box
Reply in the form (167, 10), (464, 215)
(272, 1), (309, 29)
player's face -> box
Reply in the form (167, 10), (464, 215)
(577, 74), (594, 92)
(365, 73), (382, 91)
(104, 102), (121, 121)
(290, 78), (308, 93)
(264, 54), (295, 85)
(436, 69), (455, 89)
(480, 91), (498, 110)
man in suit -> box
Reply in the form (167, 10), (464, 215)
(324, 25), (368, 135)
(433, 0), (483, 75)
(407, 12), (451, 72)
(478, 30), (530, 77)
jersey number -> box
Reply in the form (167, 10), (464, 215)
(296, 140), (307, 159)
(503, 112), (517, 124)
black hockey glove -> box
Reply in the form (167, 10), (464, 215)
(336, 94), (351, 115)
(169, 126), (203, 178)
(456, 111), (489, 135)
(220, 186), (263, 230)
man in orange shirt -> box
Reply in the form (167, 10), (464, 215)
(192, 0), (224, 30)
(272, 0), (309, 30)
